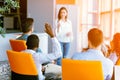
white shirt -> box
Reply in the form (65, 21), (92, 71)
(55, 19), (73, 42)
(72, 49), (114, 80)
(22, 37), (62, 80)
(109, 52), (118, 65)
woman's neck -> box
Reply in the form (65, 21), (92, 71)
(61, 18), (66, 22)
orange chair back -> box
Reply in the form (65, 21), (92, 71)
(9, 39), (27, 51)
(62, 59), (104, 80)
(116, 58), (120, 65)
(6, 50), (38, 75)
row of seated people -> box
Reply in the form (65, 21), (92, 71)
(8, 20), (62, 80)
(8, 28), (105, 80)
(7, 17), (120, 80)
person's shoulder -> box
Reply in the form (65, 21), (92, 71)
(16, 34), (28, 41)
(16, 36), (23, 40)
(22, 49), (37, 55)
(104, 57), (114, 66)
(72, 52), (85, 59)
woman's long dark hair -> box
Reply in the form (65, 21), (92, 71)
(58, 7), (68, 22)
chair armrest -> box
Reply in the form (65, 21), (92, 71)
(114, 65), (120, 80)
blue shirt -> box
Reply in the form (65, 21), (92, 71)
(72, 49), (113, 80)
(17, 34), (28, 41)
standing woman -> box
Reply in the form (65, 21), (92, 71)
(55, 7), (73, 65)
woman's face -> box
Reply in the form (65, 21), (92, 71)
(60, 9), (67, 18)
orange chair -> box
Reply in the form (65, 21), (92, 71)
(62, 59), (104, 80)
(9, 39), (27, 52)
(6, 50), (38, 80)
(116, 58), (120, 65)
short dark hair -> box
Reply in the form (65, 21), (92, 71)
(88, 28), (103, 48)
(26, 34), (39, 49)
(22, 18), (34, 33)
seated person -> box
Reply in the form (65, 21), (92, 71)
(17, 18), (42, 52)
(72, 28), (113, 80)
(109, 33), (120, 64)
(22, 23), (62, 80)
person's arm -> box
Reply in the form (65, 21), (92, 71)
(55, 20), (65, 37)
(66, 20), (73, 41)
(55, 20), (60, 35)
(105, 59), (114, 80)
(35, 37), (62, 64)
(35, 23), (62, 64)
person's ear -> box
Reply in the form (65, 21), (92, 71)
(30, 27), (34, 32)
(88, 40), (92, 47)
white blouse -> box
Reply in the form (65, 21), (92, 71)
(55, 19), (73, 43)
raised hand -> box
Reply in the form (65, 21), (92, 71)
(44, 23), (54, 38)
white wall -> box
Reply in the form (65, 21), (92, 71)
(27, 0), (55, 32)
(0, 33), (48, 61)
(27, 0), (55, 52)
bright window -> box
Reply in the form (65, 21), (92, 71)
(81, 0), (99, 29)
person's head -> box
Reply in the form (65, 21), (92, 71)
(112, 33), (120, 56)
(58, 7), (68, 21)
(88, 28), (103, 48)
(22, 18), (34, 34)
(26, 34), (39, 50)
